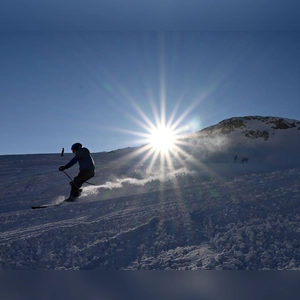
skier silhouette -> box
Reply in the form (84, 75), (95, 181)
(58, 143), (95, 201)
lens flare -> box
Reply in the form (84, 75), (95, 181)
(149, 126), (176, 153)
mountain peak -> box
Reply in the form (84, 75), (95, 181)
(184, 115), (300, 167)
(219, 115), (300, 130)
(197, 115), (300, 137)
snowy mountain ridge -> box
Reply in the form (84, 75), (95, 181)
(180, 115), (300, 167)
(198, 115), (300, 137)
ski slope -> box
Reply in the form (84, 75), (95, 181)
(1, 116), (300, 270)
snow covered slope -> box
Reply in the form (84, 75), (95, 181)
(1, 115), (300, 270)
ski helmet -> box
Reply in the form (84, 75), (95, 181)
(71, 143), (82, 152)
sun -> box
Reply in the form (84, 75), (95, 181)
(149, 126), (176, 152)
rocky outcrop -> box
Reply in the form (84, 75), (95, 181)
(244, 130), (270, 141)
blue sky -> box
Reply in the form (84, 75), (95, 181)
(1, 1), (300, 31)
(1, 31), (300, 155)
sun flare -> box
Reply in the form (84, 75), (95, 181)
(149, 126), (176, 152)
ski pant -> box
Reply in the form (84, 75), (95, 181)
(69, 170), (95, 197)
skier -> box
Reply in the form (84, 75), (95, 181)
(58, 143), (95, 201)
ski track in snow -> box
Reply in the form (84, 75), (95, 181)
(1, 157), (300, 269)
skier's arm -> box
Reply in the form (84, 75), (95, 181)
(58, 151), (83, 171)
(64, 156), (79, 169)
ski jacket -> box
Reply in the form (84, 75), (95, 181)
(65, 147), (95, 172)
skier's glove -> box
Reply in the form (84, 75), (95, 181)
(59, 166), (66, 171)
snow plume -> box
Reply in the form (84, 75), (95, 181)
(53, 195), (67, 204)
(190, 135), (231, 162)
(195, 135), (229, 152)
(81, 167), (194, 198)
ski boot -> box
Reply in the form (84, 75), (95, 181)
(65, 189), (83, 202)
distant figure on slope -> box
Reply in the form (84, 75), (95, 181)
(241, 157), (249, 163)
(61, 147), (64, 156)
(58, 143), (95, 201)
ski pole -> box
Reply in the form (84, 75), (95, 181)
(63, 170), (73, 181)
(84, 181), (96, 186)
(63, 170), (96, 186)
(62, 170), (80, 189)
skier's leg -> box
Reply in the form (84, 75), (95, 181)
(70, 170), (95, 197)
(69, 181), (82, 197)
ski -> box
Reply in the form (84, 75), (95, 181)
(31, 199), (76, 209)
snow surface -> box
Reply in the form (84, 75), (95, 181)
(1, 116), (300, 270)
